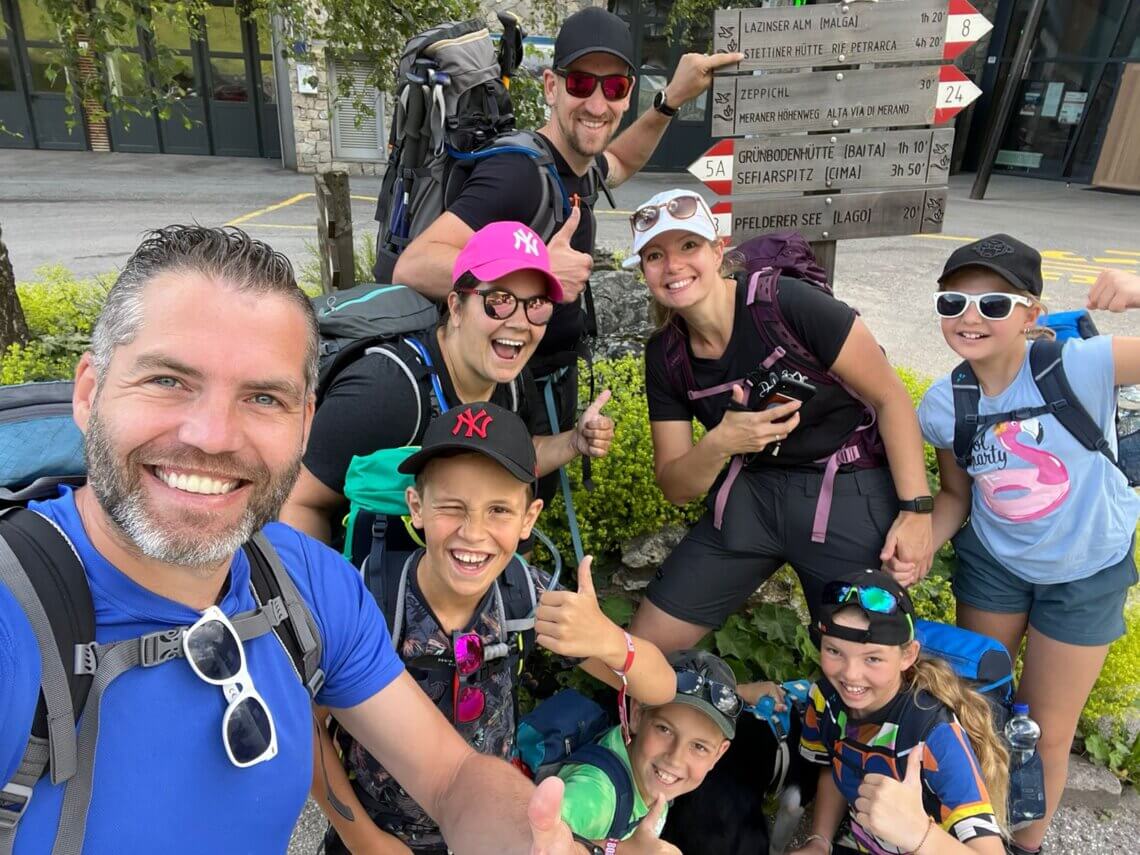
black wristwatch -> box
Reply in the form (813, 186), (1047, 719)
(898, 495), (935, 513)
(653, 88), (678, 117)
(572, 833), (605, 855)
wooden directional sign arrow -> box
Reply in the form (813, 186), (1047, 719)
(688, 128), (955, 195)
(715, 0), (993, 70)
(711, 65), (981, 137)
(708, 188), (948, 243)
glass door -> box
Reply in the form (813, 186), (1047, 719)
(12, 0), (83, 149)
(0, 0), (33, 148)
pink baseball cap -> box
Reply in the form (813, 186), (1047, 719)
(452, 221), (564, 303)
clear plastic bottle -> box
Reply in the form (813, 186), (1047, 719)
(1005, 703), (1046, 828)
(1119, 385), (1140, 438)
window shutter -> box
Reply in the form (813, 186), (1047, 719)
(329, 60), (384, 160)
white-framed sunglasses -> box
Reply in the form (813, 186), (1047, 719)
(933, 291), (1034, 320)
(183, 605), (278, 768)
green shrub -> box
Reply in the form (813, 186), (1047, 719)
(298, 234), (379, 296)
(1, 266), (111, 383)
(1079, 601), (1140, 781)
(536, 354), (705, 564)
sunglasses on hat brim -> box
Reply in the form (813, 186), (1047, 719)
(630, 195), (713, 234)
(674, 667), (742, 719)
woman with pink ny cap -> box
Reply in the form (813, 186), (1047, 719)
(281, 219), (614, 553)
(623, 189), (932, 681)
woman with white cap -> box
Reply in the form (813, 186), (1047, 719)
(624, 189), (933, 660)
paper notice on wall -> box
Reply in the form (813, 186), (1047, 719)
(1041, 82), (1064, 118)
(1058, 91), (1087, 125)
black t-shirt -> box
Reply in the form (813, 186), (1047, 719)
(644, 276), (863, 467)
(303, 330), (539, 494)
(446, 133), (609, 364)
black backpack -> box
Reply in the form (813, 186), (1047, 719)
(951, 338), (1127, 481)
(0, 383), (325, 855)
(371, 18), (610, 282)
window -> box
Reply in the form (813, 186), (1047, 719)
(329, 60), (384, 160)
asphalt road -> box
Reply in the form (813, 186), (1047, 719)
(2, 148), (1137, 379)
(3, 149), (1138, 853)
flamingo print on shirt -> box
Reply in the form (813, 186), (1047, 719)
(976, 418), (1070, 522)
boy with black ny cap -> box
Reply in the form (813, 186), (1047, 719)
(313, 402), (675, 854)
(394, 7), (744, 514)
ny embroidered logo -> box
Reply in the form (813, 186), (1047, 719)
(513, 228), (540, 256)
(453, 407), (493, 439)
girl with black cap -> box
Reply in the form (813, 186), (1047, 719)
(791, 570), (1008, 855)
(909, 246), (1140, 855)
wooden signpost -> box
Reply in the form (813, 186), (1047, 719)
(708, 187), (948, 243)
(714, 0), (993, 69)
(711, 65), (981, 136)
(696, 0), (993, 270)
(689, 129), (955, 194)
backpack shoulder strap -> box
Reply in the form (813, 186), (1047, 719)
(568, 743), (638, 840)
(380, 550), (419, 647)
(499, 556), (538, 659)
(245, 532), (325, 699)
(1029, 338), (1116, 463)
(0, 508), (91, 850)
(660, 321), (696, 403)
(951, 360), (983, 469)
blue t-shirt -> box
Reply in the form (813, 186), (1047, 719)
(0, 488), (403, 854)
(918, 337), (1140, 583)
(0, 581), (39, 785)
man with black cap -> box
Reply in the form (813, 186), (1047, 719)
(394, 7), (743, 504)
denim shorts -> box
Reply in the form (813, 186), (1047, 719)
(951, 522), (1138, 646)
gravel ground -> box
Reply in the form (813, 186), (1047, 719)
(288, 783), (1140, 854)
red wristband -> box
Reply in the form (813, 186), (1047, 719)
(611, 631), (635, 677)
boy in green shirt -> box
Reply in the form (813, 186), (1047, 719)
(558, 650), (741, 853)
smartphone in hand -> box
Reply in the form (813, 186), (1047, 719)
(762, 378), (816, 417)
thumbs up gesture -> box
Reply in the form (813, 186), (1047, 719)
(535, 556), (618, 661)
(621, 798), (682, 855)
(526, 776), (578, 855)
(572, 389), (615, 460)
(547, 204), (592, 303)
(854, 743), (936, 851)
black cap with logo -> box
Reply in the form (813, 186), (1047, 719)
(553, 7), (635, 71)
(398, 402), (537, 487)
(817, 569), (917, 647)
(938, 233), (1044, 297)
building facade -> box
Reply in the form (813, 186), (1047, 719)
(2, 0), (1137, 189)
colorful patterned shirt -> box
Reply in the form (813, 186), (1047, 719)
(800, 678), (1001, 854)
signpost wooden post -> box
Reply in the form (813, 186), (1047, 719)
(700, 0), (991, 280)
(315, 171), (355, 294)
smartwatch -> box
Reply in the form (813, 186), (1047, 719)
(653, 88), (678, 117)
(898, 495), (934, 513)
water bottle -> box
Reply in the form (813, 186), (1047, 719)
(1119, 386), (1140, 438)
(1005, 703), (1046, 828)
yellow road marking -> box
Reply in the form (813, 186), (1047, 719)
(350, 195), (376, 202)
(1094, 256), (1138, 265)
(1105, 249), (1140, 257)
(240, 223), (316, 230)
(225, 193), (312, 226)
(914, 234), (975, 242)
(597, 209), (635, 216)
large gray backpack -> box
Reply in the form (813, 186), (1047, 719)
(371, 18), (605, 282)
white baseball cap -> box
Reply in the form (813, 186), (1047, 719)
(622, 189), (720, 270)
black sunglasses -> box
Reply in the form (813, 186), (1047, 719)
(554, 68), (633, 101)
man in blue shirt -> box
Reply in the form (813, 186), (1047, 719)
(0, 225), (584, 854)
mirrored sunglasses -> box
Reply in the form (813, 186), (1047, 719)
(458, 287), (554, 326)
(630, 195), (708, 234)
(934, 291), (1033, 320)
(822, 582), (900, 615)
(183, 606), (278, 768)
(675, 668), (743, 719)
(555, 68), (633, 101)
